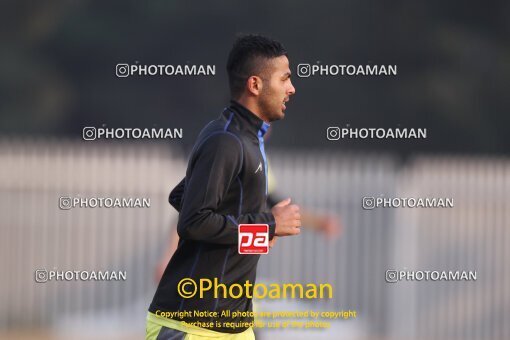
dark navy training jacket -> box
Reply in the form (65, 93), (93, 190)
(149, 100), (275, 333)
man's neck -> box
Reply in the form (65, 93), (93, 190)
(234, 97), (268, 123)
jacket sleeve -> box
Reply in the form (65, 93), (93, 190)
(169, 178), (185, 212)
(177, 133), (275, 245)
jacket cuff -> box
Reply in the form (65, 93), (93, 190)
(265, 213), (276, 240)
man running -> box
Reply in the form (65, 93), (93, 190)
(146, 34), (299, 340)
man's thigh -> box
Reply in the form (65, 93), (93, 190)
(146, 320), (186, 340)
(146, 318), (255, 340)
(185, 328), (255, 340)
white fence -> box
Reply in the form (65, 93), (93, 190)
(0, 139), (185, 335)
(0, 139), (508, 340)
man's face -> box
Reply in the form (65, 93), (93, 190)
(258, 55), (296, 122)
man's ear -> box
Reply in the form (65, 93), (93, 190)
(246, 76), (263, 96)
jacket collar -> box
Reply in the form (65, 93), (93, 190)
(228, 100), (270, 138)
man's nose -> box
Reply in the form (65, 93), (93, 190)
(288, 81), (296, 95)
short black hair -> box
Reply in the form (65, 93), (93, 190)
(227, 34), (288, 99)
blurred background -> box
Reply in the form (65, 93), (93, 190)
(0, 1), (508, 339)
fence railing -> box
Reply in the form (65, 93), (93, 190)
(1, 139), (507, 340)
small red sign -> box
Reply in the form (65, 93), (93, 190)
(238, 224), (269, 254)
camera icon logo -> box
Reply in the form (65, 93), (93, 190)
(59, 196), (73, 210)
(297, 64), (311, 78)
(82, 127), (96, 141)
(327, 127), (341, 140)
(385, 270), (398, 283)
(35, 269), (48, 283)
(362, 197), (376, 210)
(116, 63), (130, 77)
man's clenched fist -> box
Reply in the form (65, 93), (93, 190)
(271, 198), (301, 236)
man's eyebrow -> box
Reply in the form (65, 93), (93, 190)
(283, 71), (292, 77)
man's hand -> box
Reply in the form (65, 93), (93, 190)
(272, 198), (301, 236)
(317, 215), (342, 238)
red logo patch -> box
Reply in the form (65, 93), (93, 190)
(238, 224), (269, 254)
